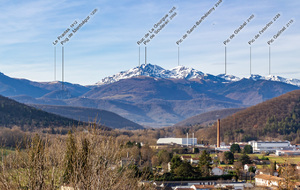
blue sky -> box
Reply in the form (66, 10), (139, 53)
(0, 0), (299, 85)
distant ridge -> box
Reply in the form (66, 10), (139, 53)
(173, 108), (245, 127)
(0, 72), (90, 98)
(32, 104), (144, 130)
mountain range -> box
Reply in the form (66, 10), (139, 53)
(96, 64), (300, 87)
(1, 64), (299, 128)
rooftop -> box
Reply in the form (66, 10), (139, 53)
(255, 174), (284, 181)
(192, 184), (215, 189)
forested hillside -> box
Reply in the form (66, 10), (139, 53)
(196, 90), (300, 144)
(0, 95), (85, 129)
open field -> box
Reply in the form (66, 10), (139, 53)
(267, 155), (300, 164)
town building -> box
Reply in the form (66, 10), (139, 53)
(215, 144), (230, 152)
(174, 184), (215, 190)
(255, 174), (284, 188)
(211, 167), (224, 176)
(157, 138), (197, 146)
(141, 181), (253, 190)
(181, 155), (192, 161)
(248, 140), (291, 153)
(190, 157), (199, 164)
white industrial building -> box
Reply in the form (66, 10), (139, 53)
(157, 138), (197, 146)
(248, 140), (291, 153)
(215, 142), (230, 151)
(275, 150), (300, 156)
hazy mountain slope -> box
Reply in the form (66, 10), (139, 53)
(71, 99), (156, 126)
(219, 79), (299, 105)
(173, 108), (245, 127)
(198, 90), (300, 143)
(32, 104), (144, 130)
(0, 73), (50, 98)
(29, 81), (91, 97)
(0, 72), (90, 98)
(81, 77), (243, 127)
(82, 75), (299, 127)
(86, 76), (235, 102)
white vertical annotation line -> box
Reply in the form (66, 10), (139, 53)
(62, 46), (64, 90)
(178, 46), (180, 66)
(54, 46), (56, 81)
(138, 46), (141, 75)
(250, 46), (252, 76)
(145, 46), (147, 65)
(225, 46), (227, 75)
(269, 46), (271, 75)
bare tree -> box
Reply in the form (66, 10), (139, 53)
(0, 129), (155, 190)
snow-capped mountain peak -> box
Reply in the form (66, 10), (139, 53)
(96, 64), (300, 87)
(167, 66), (204, 80)
(96, 64), (206, 85)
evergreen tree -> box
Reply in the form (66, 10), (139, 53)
(230, 144), (241, 153)
(28, 134), (45, 189)
(248, 166), (256, 173)
(174, 161), (194, 177)
(79, 137), (90, 185)
(243, 145), (253, 154)
(170, 155), (182, 173)
(223, 151), (234, 164)
(157, 149), (171, 164)
(63, 131), (77, 184)
(270, 161), (277, 174)
(80, 138), (89, 169)
(198, 150), (212, 177)
(239, 153), (251, 165)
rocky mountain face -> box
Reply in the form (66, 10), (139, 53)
(0, 64), (299, 128)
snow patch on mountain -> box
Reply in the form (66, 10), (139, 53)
(218, 74), (241, 82)
(245, 75), (300, 87)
